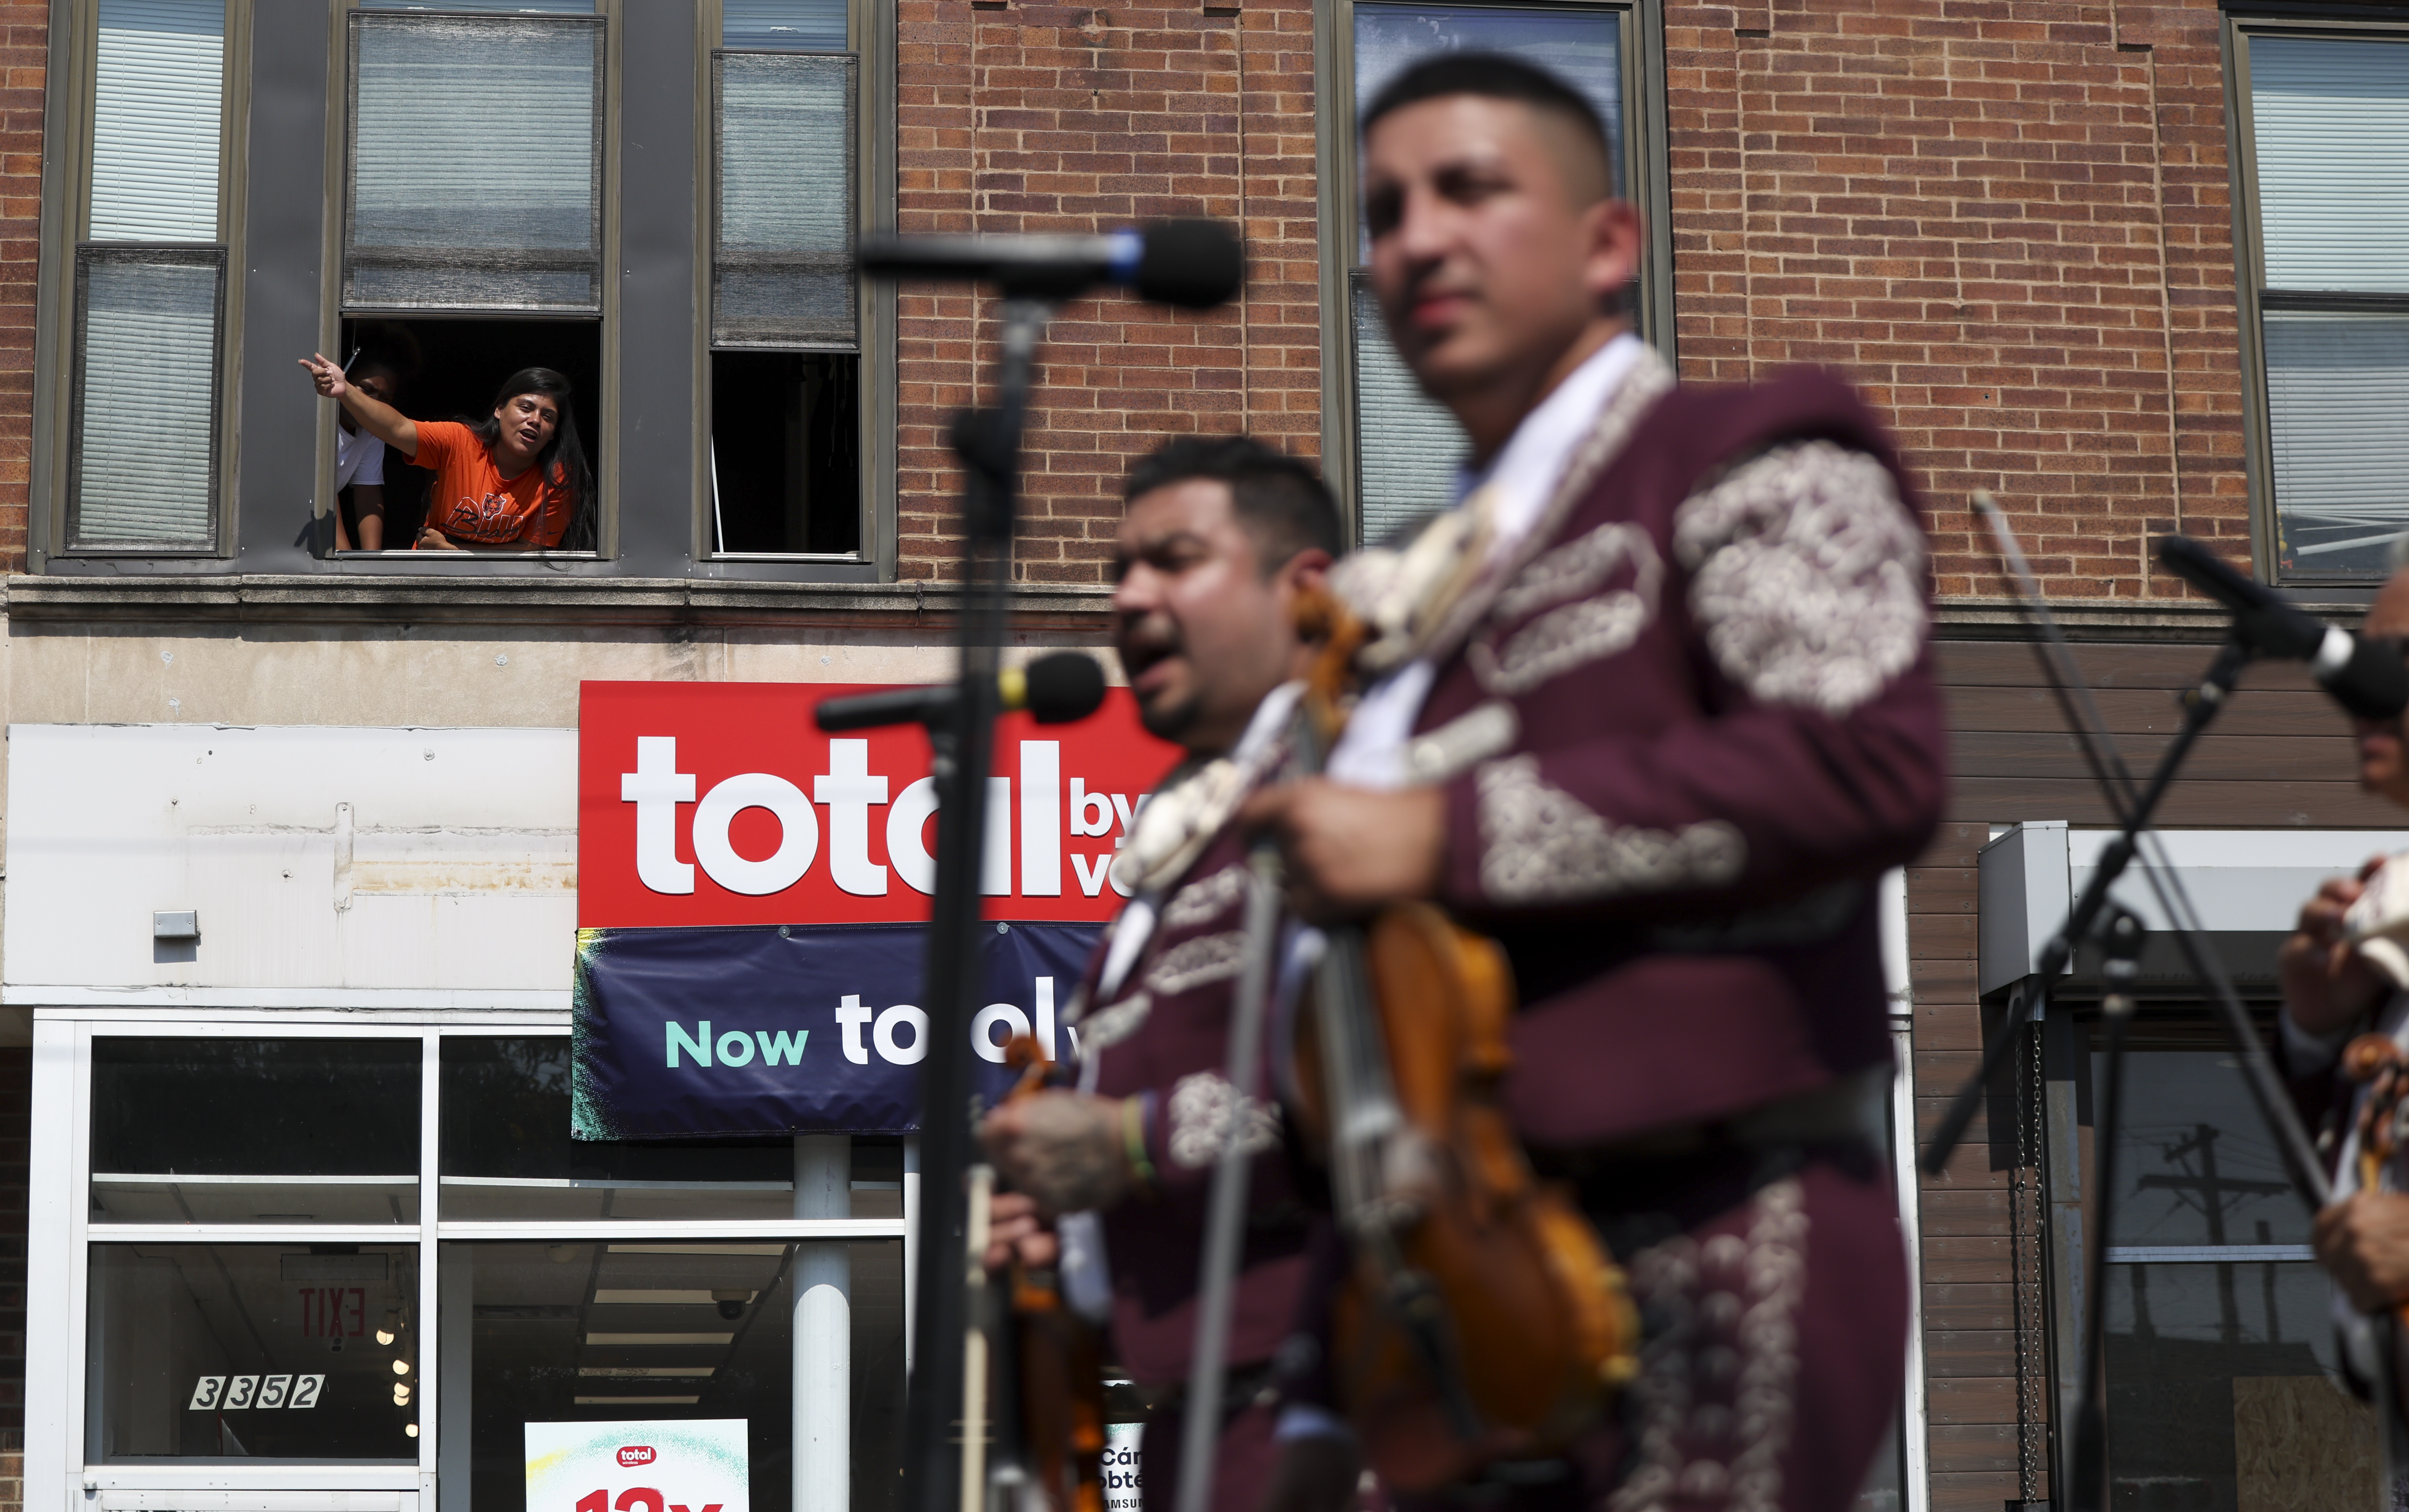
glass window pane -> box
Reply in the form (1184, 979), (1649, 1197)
(725, 0), (846, 50)
(90, 1038), (421, 1224)
(714, 52), (858, 349)
(347, 13), (603, 312)
(441, 1037), (901, 1220)
(359, 1), (591, 10)
(2262, 310), (2409, 577)
(90, 0), (223, 241)
(2251, 37), (2409, 294)
(449, 1240), (905, 1512)
(88, 1242), (420, 1461)
(1352, 279), (1466, 542)
(70, 249), (221, 549)
(2105, 1262), (2374, 1509)
(2094, 1048), (2312, 1249)
(1353, 4), (1624, 220)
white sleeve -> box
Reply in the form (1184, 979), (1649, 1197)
(355, 436), (386, 487)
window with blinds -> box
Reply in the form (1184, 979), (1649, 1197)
(2247, 34), (2409, 578)
(712, 51), (857, 349)
(67, 0), (226, 553)
(1346, 4), (1627, 543)
(345, 11), (605, 313)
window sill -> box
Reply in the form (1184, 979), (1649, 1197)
(3, 573), (1117, 631)
(1933, 594), (2375, 642)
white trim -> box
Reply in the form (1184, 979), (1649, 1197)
(27, 1018), (78, 1512)
(435, 1219), (904, 1241)
(36, 1009), (568, 1031)
(81, 1468), (426, 1493)
(9, 988), (571, 1011)
(86, 1225), (421, 1245)
(93, 1174), (417, 1187)
(1882, 867), (1931, 1512)
(95, 1491), (419, 1511)
(415, 1030), (439, 1500)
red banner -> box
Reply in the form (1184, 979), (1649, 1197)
(577, 681), (1182, 927)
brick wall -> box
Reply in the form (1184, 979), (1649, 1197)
(893, 0), (1320, 582)
(0, 3), (41, 576)
(1660, 0), (2246, 604)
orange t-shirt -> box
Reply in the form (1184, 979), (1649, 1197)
(410, 420), (575, 548)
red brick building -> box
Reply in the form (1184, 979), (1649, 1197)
(0, 1), (2404, 1510)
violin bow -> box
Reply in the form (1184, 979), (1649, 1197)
(1945, 496), (2346, 1508)
(1171, 845), (1287, 1512)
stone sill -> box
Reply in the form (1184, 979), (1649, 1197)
(1, 577), (2366, 645)
(1, 575), (1120, 631)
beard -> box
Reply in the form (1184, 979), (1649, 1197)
(1136, 681), (1200, 743)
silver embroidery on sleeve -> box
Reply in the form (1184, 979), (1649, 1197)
(1165, 1070), (1282, 1170)
(1144, 931), (1248, 996)
(1161, 865), (1248, 931)
(1079, 992), (1152, 1052)
(1672, 441), (1926, 719)
(1475, 754), (1744, 903)
(1470, 524), (1663, 696)
(1403, 701), (1521, 785)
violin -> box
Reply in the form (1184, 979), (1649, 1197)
(999, 1035), (1110, 1512)
(1283, 586), (1639, 1491)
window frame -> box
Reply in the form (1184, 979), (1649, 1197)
(31, 1015), (908, 1501)
(33, 0), (253, 562)
(690, 0), (892, 576)
(1313, 0), (1672, 544)
(316, 1), (619, 563)
(2224, 14), (2409, 586)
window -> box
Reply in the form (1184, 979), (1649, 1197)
(2060, 1028), (2381, 1508)
(65, 0), (231, 554)
(1321, 0), (1667, 543)
(65, 1028), (906, 1507)
(707, 1), (863, 559)
(2235, 25), (2409, 579)
(338, 5), (607, 554)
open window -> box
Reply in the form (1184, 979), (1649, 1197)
(708, 12), (861, 558)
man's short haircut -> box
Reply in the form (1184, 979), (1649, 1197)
(1124, 435), (1343, 571)
(1361, 53), (1612, 200)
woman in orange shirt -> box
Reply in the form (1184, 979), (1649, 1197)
(300, 357), (595, 551)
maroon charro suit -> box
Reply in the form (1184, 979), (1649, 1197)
(1347, 345), (1946, 1512)
(1069, 812), (1322, 1512)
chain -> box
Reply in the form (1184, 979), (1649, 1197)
(2010, 1009), (2048, 1503)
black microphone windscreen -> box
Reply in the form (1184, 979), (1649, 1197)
(2330, 633), (2409, 721)
(1134, 220), (1244, 309)
(1023, 651), (1108, 724)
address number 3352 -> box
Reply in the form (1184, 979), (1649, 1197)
(187, 1374), (326, 1411)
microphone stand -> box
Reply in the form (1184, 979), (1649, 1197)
(1921, 498), (2336, 1511)
(898, 295), (1056, 1512)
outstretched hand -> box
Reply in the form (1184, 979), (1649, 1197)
(299, 352), (351, 402)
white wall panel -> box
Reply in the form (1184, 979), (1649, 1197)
(4, 725), (575, 997)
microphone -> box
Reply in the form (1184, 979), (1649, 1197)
(853, 219), (1244, 308)
(2155, 535), (2409, 718)
(814, 650), (1110, 733)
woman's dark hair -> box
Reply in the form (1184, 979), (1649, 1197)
(469, 367), (595, 550)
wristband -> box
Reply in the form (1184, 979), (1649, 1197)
(1121, 1096), (1157, 1194)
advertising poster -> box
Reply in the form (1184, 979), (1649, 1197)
(526, 1419), (750, 1512)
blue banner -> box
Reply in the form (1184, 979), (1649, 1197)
(570, 922), (1102, 1138)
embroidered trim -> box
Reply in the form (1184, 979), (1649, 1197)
(1415, 351), (1679, 670)
(1495, 519), (1660, 622)
(1604, 1176), (1807, 1512)
(1403, 701), (1521, 786)
(1165, 1070), (1281, 1171)
(1672, 441), (1926, 719)
(1079, 992), (1152, 1052)
(1144, 931), (1249, 996)
(1474, 755), (1744, 904)
(1162, 865), (1248, 931)
(1730, 1179), (1806, 1512)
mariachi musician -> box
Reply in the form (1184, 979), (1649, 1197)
(2279, 564), (2409, 1335)
(1236, 55), (1949, 1511)
(980, 436), (1363, 1512)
